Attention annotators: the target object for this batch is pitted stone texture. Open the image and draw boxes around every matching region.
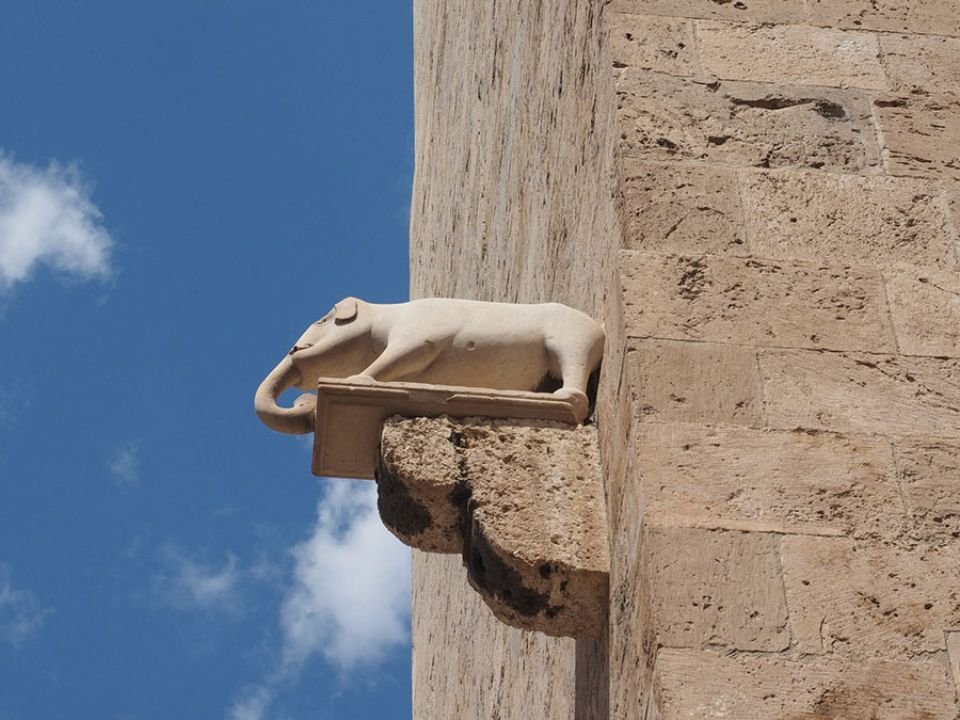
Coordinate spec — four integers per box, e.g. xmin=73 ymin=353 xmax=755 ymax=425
xmin=807 ymin=0 xmax=960 ymax=37
xmin=760 ymin=350 xmax=960 ymax=437
xmin=895 ymin=439 xmax=960 ymax=517
xmin=881 ymin=33 xmax=960 ymax=96
xmin=380 ymin=416 xmax=608 ymax=638
xmin=621 ymin=160 xmax=745 ymax=254
xmin=610 ymin=0 xmax=807 ymax=24
xmin=626 ymin=340 xmax=762 ymax=427
xmin=651 ymin=649 xmax=958 ymax=720
xmin=621 ymin=251 xmax=896 ymax=352
xmin=697 ymin=21 xmax=888 ymax=90
xmin=609 ymin=13 xmax=698 ymax=77
xmin=886 ymin=269 xmax=960 ymax=357
xmin=411 ymin=551 xmax=578 ymax=720
xmin=740 ymin=170 xmax=956 ymax=269
xmin=644 ymin=525 xmax=790 ymax=651
xmin=616 ymin=73 xmax=881 ymax=173
xmin=874 ymin=94 xmax=960 ymax=181
xmin=781 ymin=536 xmax=960 ymax=659
xmin=638 ymin=423 xmax=902 ymax=537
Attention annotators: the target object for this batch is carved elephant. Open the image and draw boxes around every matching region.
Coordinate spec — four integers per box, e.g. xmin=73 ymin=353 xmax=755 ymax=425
xmin=254 ymin=297 xmax=605 ymax=434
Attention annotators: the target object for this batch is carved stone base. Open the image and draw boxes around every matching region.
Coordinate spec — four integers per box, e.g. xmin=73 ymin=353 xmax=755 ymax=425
xmin=378 ymin=415 xmax=609 ymax=639
xmin=311 ymin=378 xmax=583 ymax=478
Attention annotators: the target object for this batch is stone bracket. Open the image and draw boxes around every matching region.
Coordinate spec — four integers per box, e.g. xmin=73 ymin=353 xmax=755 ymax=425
xmin=311 ymin=378 xmax=582 ymax=478
xmin=377 ymin=415 xmax=609 ymax=639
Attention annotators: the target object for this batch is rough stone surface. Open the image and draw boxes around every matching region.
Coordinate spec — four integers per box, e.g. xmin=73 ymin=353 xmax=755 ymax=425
xmin=609 ymin=13 xmax=698 ymax=77
xmin=625 ymin=340 xmax=762 ymax=427
xmin=644 ymin=525 xmax=791 ymax=651
xmin=621 ymin=251 xmax=896 ymax=352
xmin=895 ymin=439 xmax=960 ymax=516
xmin=881 ymin=33 xmax=960 ymax=96
xmin=781 ymin=536 xmax=960 ymax=658
xmin=697 ymin=21 xmax=888 ymax=90
xmin=616 ymin=72 xmax=881 ymax=172
xmin=621 ymin=160 xmax=745 ymax=254
xmin=874 ymin=94 xmax=960 ymax=180
xmin=760 ymin=350 xmax=960 ymax=436
xmin=637 ymin=423 xmax=902 ymax=537
xmin=609 ymin=0 xmax=807 ymax=25
xmin=381 ymin=416 xmax=609 ymax=639
xmin=886 ymin=268 xmax=960 ymax=357
xmin=740 ymin=169 xmax=956 ymax=268
xmin=652 ymin=650 xmax=958 ymax=720
xmin=807 ymin=0 xmax=960 ymax=37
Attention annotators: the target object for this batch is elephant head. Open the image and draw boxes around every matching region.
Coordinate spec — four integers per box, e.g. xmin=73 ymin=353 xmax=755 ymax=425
xmin=254 ymin=297 xmax=375 ymax=434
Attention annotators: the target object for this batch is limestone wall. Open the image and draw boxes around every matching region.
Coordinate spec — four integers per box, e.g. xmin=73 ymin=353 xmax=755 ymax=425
xmin=410 ymin=0 xmax=960 ymax=717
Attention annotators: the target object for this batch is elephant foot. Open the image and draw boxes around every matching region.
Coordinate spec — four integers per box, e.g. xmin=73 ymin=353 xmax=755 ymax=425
xmin=553 ymin=388 xmax=589 ymax=422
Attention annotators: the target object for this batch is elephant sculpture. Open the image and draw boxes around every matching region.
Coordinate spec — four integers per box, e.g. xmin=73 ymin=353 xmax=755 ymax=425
xmin=255 ymin=297 xmax=605 ymax=434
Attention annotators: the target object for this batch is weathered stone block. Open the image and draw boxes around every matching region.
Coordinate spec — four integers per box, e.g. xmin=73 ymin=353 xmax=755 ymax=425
xmin=621 ymin=160 xmax=745 ymax=254
xmin=886 ymin=269 xmax=960 ymax=357
xmin=616 ymin=73 xmax=881 ymax=172
xmin=644 ymin=525 xmax=790 ymax=651
xmin=807 ymin=0 xmax=960 ymax=37
xmin=609 ymin=13 xmax=697 ymax=77
xmin=874 ymin=94 xmax=960 ymax=180
xmin=609 ymin=0 xmax=806 ymax=25
xmin=637 ymin=422 xmax=902 ymax=537
xmin=895 ymin=439 xmax=960 ymax=516
xmin=625 ymin=339 xmax=762 ymax=427
xmin=740 ymin=169 xmax=955 ymax=268
xmin=652 ymin=649 xmax=958 ymax=719
xmin=697 ymin=21 xmax=888 ymax=90
xmin=621 ymin=251 xmax=896 ymax=351
xmin=781 ymin=536 xmax=960 ymax=658
xmin=760 ymin=350 xmax=960 ymax=436
xmin=379 ymin=416 xmax=608 ymax=638
xmin=881 ymin=33 xmax=960 ymax=96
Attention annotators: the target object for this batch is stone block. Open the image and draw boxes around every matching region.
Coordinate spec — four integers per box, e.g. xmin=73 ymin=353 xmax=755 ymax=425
xmin=379 ymin=416 xmax=608 ymax=638
xmin=609 ymin=0 xmax=806 ymax=24
xmin=620 ymin=160 xmax=745 ymax=254
xmin=874 ymin=94 xmax=960 ymax=181
xmin=609 ymin=13 xmax=698 ymax=77
xmin=697 ymin=21 xmax=888 ymax=90
xmin=895 ymin=439 xmax=960 ymax=516
xmin=886 ymin=269 xmax=960 ymax=357
xmin=644 ymin=525 xmax=790 ymax=651
xmin=807 ymin=0 xmax=960 ymax=37
xmin=637 ymin=422 xmax=902 ymax=537
xmin=616 ymin=73 xmax=881 ymax=173
xmin=881 ymin=33 xmax=960 ymax=96
xmin=740 ymin=169 xmax=955 ymax=269
xmin=620 ymin=251 xmax=896 ymax=352
xmin=625 ymin=339 xmax=762 ymax=427
xmin=760 ymin=350 xmax=960 ymax=436
xmin=652 ymin=649 xmax=958 ymax=719
xmin=781 ymin=536 xmax=960 ymax=658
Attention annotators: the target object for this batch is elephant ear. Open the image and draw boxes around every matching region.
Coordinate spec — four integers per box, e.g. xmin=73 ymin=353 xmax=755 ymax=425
xmin=334 ymin=297 xmax=358 ymax=323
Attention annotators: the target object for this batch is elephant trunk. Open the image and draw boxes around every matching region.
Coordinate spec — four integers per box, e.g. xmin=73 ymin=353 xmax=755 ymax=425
xmin=254 ymin=355 xmax=317 ymax=435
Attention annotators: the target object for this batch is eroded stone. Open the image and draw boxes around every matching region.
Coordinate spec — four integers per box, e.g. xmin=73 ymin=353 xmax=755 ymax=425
xmin=886 ymin=269 xmax=960 ymax=357
xmin=895 ymin=439 xmax=960 ymax=516
xmin=621 ymin=160 xmax=745 ymax=254
xmin=740 ymin=169 xmax=955 ymax=269
xmin=609 ymin=0 xmax=807 ymax=24
xmin=621 ymin=251 xmax=896 ymax=352
xmin=881 ymin=33 xmax=960 ymax=96
xmin=609 ymin=13 xmax=697 ymax=77
xmin=874 ymin=94 xmax=960 ymax=180
xmin=616 ymin=73 xmax=881 ymax=172
xmin=807 ymin=0 xmax=960 ymax=37
xmin=379 ymin=416 xmax=609 ymax=638
xmin=697 ymin=21 xmax=888 ymax=90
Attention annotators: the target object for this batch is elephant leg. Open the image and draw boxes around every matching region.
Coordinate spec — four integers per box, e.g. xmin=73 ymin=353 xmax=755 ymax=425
xmin=549 ymin=345 xmax=597 ymax=422
xmin=348 ymin=340 xmax=444 ymax=384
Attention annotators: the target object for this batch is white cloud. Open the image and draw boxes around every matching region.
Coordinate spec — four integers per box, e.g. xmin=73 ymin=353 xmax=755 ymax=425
xmin=153 ymin=548 xmax=242 ymax=614
xmin=0 ymin=564 xmax=50 ymax=648
xmin=228 ymin=480 xmax=411 ymax=720
xmin=0 ymin=152 xmax=113 ymax=292
xmin=108 ymin=442 xmax=141 ymax=487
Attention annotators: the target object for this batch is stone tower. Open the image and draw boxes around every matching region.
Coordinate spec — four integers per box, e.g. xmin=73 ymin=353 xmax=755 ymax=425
xmin=409 ymin=0 xmax=960 ymax=717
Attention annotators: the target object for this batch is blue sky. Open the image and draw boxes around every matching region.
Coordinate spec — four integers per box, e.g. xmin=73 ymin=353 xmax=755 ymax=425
xmin=0 ymin=3 xmax=414 ymax=718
